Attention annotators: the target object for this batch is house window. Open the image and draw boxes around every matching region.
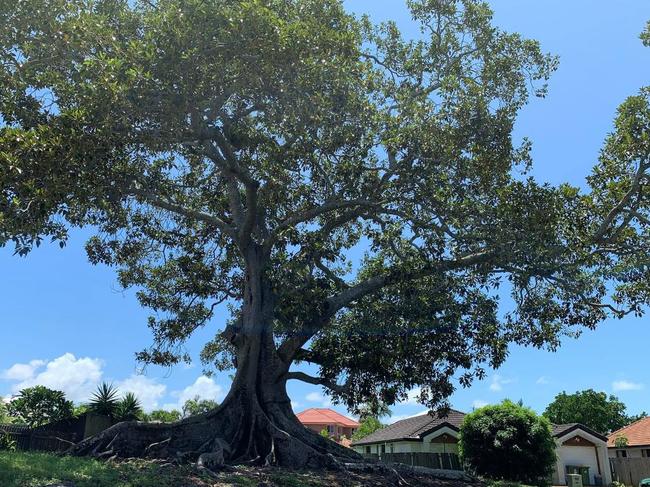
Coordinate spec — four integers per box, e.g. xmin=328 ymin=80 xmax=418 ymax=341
xmin=617 ymin=450 xmax=628 ymax=458
xmin=381 ymin=444 xmax=386 ymax=454
xmin=365 ymin=446 xmax=371 ymax=454
xmin=643 ymin=449 xmax=650 ymax=458
xmin=327 ymin=425 xmax=335 ymax=435
xmin=389 ymin=443 xmax=394 ymax=453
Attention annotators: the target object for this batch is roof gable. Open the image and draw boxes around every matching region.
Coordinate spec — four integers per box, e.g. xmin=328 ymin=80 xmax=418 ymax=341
xmin=553 ymin=423 xmax=608 ymax=443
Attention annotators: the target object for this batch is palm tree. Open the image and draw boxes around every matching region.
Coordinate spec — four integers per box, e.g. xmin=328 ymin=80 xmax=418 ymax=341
xmin=87 ymin=383 xmax=120 ymax=418
xmin=114 ymin=393 xmax=143 ymax=422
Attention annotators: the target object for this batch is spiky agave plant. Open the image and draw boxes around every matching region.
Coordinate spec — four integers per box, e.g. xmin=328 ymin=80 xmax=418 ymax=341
xmin=88 ymin=383 xmax=120 ymax=419
xmin=114 ymin=393 xmax=143 ymax=422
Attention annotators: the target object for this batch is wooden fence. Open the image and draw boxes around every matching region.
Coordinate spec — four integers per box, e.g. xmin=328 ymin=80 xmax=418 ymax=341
xmin=0 ymin=424 xmax=78 ymax=452
xmin=363 ymin=452 xmax=463 ymax=470
xmin=610 ymin=458 xmax=650 ymax=486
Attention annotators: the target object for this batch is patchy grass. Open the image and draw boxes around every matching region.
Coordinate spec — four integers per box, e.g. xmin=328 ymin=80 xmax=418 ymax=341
xmin=0 ymin=452 xmax=206 ymax=487
xmin=0 ymin=451 xmax=482 ymax=486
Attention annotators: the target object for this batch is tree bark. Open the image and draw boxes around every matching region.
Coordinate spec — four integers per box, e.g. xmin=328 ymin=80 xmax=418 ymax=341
xmin=70 ymin=342 xmax=360 ymax=467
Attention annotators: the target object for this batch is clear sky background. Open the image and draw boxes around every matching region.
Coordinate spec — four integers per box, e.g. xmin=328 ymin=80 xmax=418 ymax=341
xmin=2 ymin=1 xmax=650 ymax=423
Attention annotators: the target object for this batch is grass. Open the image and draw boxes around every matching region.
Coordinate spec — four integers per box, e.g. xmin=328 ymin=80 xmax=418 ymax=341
xmin=0 ymin=451 xmax=206 ymax=487
xmin=0 ymin=450 xmax=477 ymax=486
xmin=0 ymin=451 xmax=336 ymax=487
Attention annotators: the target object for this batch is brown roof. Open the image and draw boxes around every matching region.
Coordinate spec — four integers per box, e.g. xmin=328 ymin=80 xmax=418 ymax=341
xmin=608 ymin=417 xmax=650 ymax=447
xmin=296 ymin=408 xmax=360 ymax=428
xmin=351 ymin=410 xmax=466 ymax=446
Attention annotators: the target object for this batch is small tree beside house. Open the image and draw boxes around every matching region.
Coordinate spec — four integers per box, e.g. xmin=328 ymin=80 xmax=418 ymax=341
xmin=460 ymin=400 xmax=556 ymax=486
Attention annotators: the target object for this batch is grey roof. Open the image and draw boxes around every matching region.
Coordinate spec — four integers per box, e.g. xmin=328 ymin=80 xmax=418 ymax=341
xmin=351 ymin=409 xmax=466 ymax=446
xmin=552 ymin=423 xmax=607 ymax=442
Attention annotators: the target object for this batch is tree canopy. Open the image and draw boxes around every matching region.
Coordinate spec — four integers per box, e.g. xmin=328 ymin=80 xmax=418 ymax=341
xmin=6 ymin=386 xmax=74 ymax=428
xmin=543 ymin=389 xmax=646 ymax=434
xmin=460 ymin=400 xmax=556 ymax=485
xmin=2 ymin=0 xmax=650 ymax=466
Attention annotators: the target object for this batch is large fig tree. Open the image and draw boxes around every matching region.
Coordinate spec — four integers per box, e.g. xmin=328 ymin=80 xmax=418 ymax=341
xmin=1 ymin=0 xmax=649 ymax=468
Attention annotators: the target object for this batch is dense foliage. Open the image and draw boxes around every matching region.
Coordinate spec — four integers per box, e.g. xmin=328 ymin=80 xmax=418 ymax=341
xmin=459 ymin=400 xmax=556 ymax=485
xmin=1 ymin=0 xmax=649 ymax=420
xmin=144 ymin=409 xmax=181 ymax=423
xmin=6 ymin=386 xmax=74 ymax=428
xmin=182 ymin=397 xmax=219 ymax=418
xmin=351 ymin=417 xmax=383 ymax=441
xmin=0 ymin=398 xmax=10 ymax=424
xmin=544 ymin=389 xmax=646 ymax=434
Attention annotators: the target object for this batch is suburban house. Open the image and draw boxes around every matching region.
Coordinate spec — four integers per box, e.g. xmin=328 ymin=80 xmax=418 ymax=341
xmin=350 ymin=409 xmax=464 ymax=457
xmin=608 ymin=416 xmax=650 ymax=458
xmin=551 ymin=423 xmax=612 ymax=486
xmin=350 ymin=411 xmax=612 ymax=485
xmin=296 ymin=408 xmax=359 ymax=446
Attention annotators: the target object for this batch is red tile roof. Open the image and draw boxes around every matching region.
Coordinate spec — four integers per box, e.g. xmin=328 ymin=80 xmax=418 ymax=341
xmin=296 ymin=408 xmax=360 ymax=428
xmin=608 ymin=417 xmax=650 ymax=447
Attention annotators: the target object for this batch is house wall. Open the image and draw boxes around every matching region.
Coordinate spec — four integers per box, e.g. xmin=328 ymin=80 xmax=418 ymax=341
xmin=553 ymin=432 xmax=612 ymax=486
xmin=302 ymin=423 xmax=356 ymax=441
xmin=608 ymin=446 xmax=650 ymax=458
xmin=352 ymin=429 xmax=460 ymax=456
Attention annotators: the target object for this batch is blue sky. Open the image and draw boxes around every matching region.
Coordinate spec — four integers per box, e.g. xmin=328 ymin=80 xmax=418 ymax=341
xmin=2 ymin=1 xmax=650 ymax=423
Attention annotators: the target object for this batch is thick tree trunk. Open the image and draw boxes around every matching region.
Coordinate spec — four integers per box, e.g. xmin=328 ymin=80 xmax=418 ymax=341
xmin=70 ymin=346 xmax=360 ymax=468
xmin=72 ymin=246 xmax=362 ymax=467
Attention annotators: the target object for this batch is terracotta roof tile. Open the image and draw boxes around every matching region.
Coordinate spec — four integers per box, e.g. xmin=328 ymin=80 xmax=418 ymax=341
xmin=608 ymin=417 xmax=650 ymax=447
xmin=296 ymin=408 xmax=360 ymax=428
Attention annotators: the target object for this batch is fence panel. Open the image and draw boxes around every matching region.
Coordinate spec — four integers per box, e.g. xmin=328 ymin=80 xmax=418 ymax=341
xmin=365 ymin=452 xmax=462 ymax=471
xmin=1 ymin=424 xmax=79 ymax=452
xmin=610 ymin=458 xmax=650 ymax=486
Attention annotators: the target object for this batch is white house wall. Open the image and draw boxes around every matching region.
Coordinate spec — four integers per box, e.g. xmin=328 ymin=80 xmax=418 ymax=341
xmin=553 ymin=430 xmax=612 ymax=486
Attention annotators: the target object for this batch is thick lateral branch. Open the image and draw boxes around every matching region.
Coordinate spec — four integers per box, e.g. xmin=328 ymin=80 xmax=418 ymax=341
xmin=277 ymin=248 xmax=499 ymax=361
xmin=286 ymin=371 xmax=349 ymax=395
xmin=268 ymin=198 xmax=382 ymax=246
xmin=593 ymin=161 xmax=649 ymax=242
xmin=325 ymin=249 xmax=498 ymax=316
xmin=131 ymin=188 xmax=237 ymax=239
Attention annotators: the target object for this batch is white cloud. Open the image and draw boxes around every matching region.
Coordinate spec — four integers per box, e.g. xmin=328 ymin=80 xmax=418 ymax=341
xmin=398 ymin=387 xmax=422 ymax=405
xmin=1 ymin=360 xmax=45 ymax=381
xmin=536 ymin=376 xmax=550 ymax=385
xmin=305 ymin=391 xmax=332 ymax=407
xmin=613 ymin=380 xmax=645 ymax=392
xmin=164 ymin=376 xmax=225 ymax=412
xmin=489 ymin=374 xmax=513 ymax=392
xmin=291 ymin=401 xmax=302 ymax=411
xmin=472 ymin=399 xmax=489 ymax=409
xmin=117 ymin=375 xmax=167 ymax=412
xmin=2 ymin=353 xmax=103 ymax=403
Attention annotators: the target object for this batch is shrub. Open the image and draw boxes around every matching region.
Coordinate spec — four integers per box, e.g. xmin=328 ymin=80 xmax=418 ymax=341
xmin=181 ymin=396 xmax=218 ymax=418
xmin=6 ymin=386 xmax=74 ymax=428
xmin=0 ymin=433 xmax=16 ymax=452
xmin=459 ymin=400 xmax=556 ymax=486
xmin=144 ymin=409 xmax=181 ymax=423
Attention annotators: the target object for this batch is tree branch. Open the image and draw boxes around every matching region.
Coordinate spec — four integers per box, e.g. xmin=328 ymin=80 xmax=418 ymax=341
xmin=130 ymin=188 xmax=236 ymax=239
xmin=593 ymin=161 xmax=648 ymax=242
xmin=285 ymin=371 xmax=348 ymax=395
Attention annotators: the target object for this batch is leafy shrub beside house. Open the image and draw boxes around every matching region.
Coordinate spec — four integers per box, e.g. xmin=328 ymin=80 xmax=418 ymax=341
xmin=459 ymin=400 xmax=556 ymax=486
